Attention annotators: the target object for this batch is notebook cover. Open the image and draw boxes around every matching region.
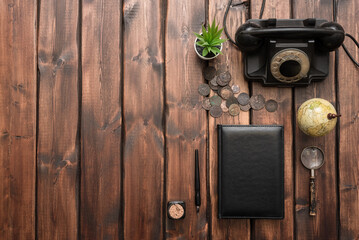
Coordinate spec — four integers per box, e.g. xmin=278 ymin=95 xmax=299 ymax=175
xmin=218 ymin=125 xmax=284 ymax=219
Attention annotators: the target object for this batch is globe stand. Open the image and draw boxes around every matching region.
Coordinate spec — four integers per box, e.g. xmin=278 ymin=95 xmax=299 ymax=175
xmin=327 ymin=113 xmax=341 ymax=120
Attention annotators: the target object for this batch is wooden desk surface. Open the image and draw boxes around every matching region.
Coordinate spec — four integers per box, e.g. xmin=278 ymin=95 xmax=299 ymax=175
xmin=0 ymin=0 xmax=358 ymax=239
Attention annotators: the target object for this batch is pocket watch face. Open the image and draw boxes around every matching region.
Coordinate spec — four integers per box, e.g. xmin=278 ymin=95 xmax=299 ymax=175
xmin=167 ymin=201 xmax=185 ymax=220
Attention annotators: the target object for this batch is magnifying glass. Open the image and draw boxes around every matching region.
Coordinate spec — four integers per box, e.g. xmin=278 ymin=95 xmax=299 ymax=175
xmin=300 ymin=146 xmax=325 ymax=216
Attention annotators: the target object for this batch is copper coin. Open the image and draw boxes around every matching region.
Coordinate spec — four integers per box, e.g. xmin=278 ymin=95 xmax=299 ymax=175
xmin=202 ymin=98 xmax=212 ymax=110
xmin=219 ymin=86 xmax=233 ymax=100
xmin=219 ymin=71 xmax=232 ymax=84
xmin=203 ymin=66 xmax=217 ymax=81
xmin=198 ymin=83 xmax=210 ymax=96
xmin=240 ymin=104 xmax=251 ymax=111
xmin=249 ymin=94 xmax=265 ymax=110
xmin=221 ymin=101 xmax=229 ymax=112
xmin=210 ymin=105 xmax=223 ymax=118
xmin=237 ymin=92 xmax=250 ymax=106
xmin=226 ymin=96 xmax=238 ymax=108
xmin=228 ymin=104 xmax=240 ymax=116
xmin=265 ymin=99 xmax=278 ymax=112
xmin=231 ymin=84 xmax=240 ymax=94
xmin=209 ymin=95 xmax=222 ymax=106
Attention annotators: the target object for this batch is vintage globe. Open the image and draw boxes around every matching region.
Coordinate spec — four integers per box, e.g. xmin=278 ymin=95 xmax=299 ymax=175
xmin=297 ymin=98 xmax=340 ymax=137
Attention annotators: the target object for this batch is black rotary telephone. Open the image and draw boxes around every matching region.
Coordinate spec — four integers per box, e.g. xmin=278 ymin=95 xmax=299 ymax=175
xmin=234 ymin=18 xmax=345 ymax=87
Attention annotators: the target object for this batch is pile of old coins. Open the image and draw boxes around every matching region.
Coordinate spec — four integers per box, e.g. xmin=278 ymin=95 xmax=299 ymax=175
xmin=198 ymin=66 xmax=278 ymax=118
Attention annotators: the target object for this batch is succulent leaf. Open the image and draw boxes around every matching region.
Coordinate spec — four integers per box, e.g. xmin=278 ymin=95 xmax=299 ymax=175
xmin=202 ymin=48 xmax=209 ymax=57
xmin=193 ymin=19 xmax=227 ymax=57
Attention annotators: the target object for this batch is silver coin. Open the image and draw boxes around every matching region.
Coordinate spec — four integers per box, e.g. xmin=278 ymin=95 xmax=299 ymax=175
xmin=231 ymin=84 xmax=240 ymax=94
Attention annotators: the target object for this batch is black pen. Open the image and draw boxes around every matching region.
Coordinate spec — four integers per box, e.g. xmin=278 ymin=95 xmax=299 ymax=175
xmin=195 ymin=149 xmax=201 ymax=212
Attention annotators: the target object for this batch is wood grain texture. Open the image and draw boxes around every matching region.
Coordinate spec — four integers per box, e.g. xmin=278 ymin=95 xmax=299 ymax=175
xmin=81 ymin=0 xmax=122 ymax=239
xmin=37 ymin=0 xmax=79 ymax=239
xmin=0 ymin=0 xmax=37 ymax=239
xmin=208 ymin=1 xmax=250 ymax=239
xmin=292 ymin=1 xmax=338 ymax=239
xmin=123 ymin=0 xmax=164 ymax=239
xmin=337 ymin=0 xmax=359 ymax=239
xmin=1 ymin=1 xmax=359 ymax=239
xmin=165 ymin=0 xmax=208 ymax=239
xmin=250 ymin=0 xmax=294 ymax=239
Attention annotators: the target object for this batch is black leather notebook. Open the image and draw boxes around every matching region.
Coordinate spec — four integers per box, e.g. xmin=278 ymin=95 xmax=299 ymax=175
xmin=218 ymin=125 xmax=284 ymax=219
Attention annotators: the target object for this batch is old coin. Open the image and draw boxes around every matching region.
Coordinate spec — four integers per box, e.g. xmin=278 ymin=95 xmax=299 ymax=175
xmin=210 ymin=77 xmax=218 ymax=86
xmin=209 ymin=95 xmax=222 ymax=106
xmin=210 ymin=105 xmax=223 ymax=118
xmin=240 ymin=104 xmax=251 ymax=111
xmin=218 ymin=71 xmax=232 ymax=84
xmin=226 ymin=96 xmax=239 ymax=108
xmin=216 ymin=69 xmax=225 ymax=75
xmin=219 ymin=86 xmax=233 ymax=100
xmin=216 ymin=77 xmax=228 ymax=87
xmin=209 ymin=78 xmax=219 ymax=91
xmin=231 ymin=84 xmax=240 ymax=94
xmin=198 ymin=83 xmax=210 ymax=96
xmin=202 ymin=98 xmax=212 ymax=110
xmin=265 ymin=99 xmax=278 ymax=112
xmin=203 ymin=66 xmax=217 ymax=81
xmin=249 ymin=94 xmax=265 ymax=110
xmin=228 ymin=104 xmax=240 ymax=116
xmin=237 ymin=92 xmax=250 ymax=106
xmin=221 ymin=101 xmax=229 ymax=112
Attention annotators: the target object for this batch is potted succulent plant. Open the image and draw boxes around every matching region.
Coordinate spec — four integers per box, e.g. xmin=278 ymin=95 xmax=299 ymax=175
xmin=194 ymin=19 xmax=227 ymax=60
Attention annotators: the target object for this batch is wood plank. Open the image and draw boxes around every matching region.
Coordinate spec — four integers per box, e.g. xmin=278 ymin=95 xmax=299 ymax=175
xmin=123 ymin=0 xmax=164 ymax=239
xmin=0 ymin=0 xmax=36 ymax=239
xmin=81 ymin=0 xmax=122 ymax=238
xmin=164 ymin=0 xmax=208 ymax=239
xmin=37 ymin=0 xmax=79 ymax=239
xmin=337 ymin=0 xmax=359 ymax=239
xmin=250 ymin=0 xmax=294 ymax=239
xmin=208 ymin=1 xmax=250 ymax=239
xmin=292 ymin=1 xmax=338 ymax=239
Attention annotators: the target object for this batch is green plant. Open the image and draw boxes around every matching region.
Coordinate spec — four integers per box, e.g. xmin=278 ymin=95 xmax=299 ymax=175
xmin=194 ymin=19 xmax=227 ymax=57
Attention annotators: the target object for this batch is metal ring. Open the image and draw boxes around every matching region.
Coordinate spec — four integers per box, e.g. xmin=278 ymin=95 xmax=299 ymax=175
xmin=270 ymin=48 xmax=310 ymax=83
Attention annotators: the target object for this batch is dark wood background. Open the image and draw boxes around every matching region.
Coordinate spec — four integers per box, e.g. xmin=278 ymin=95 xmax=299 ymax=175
xmin=0 ymin=0 xmax=358 ymax=239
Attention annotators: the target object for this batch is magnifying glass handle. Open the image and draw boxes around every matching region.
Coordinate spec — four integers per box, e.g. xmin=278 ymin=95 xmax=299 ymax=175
xmin=309 ymin=176 xmax=316 ymax=216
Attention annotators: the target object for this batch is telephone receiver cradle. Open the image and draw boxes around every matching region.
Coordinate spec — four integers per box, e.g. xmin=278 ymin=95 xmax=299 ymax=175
xmin=234 ymin=18 xmax=345 ymax=87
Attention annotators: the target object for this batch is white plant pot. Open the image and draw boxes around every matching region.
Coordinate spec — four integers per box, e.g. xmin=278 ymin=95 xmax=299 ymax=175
xmin=194 ymin=37 xmax=223 ymax=60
